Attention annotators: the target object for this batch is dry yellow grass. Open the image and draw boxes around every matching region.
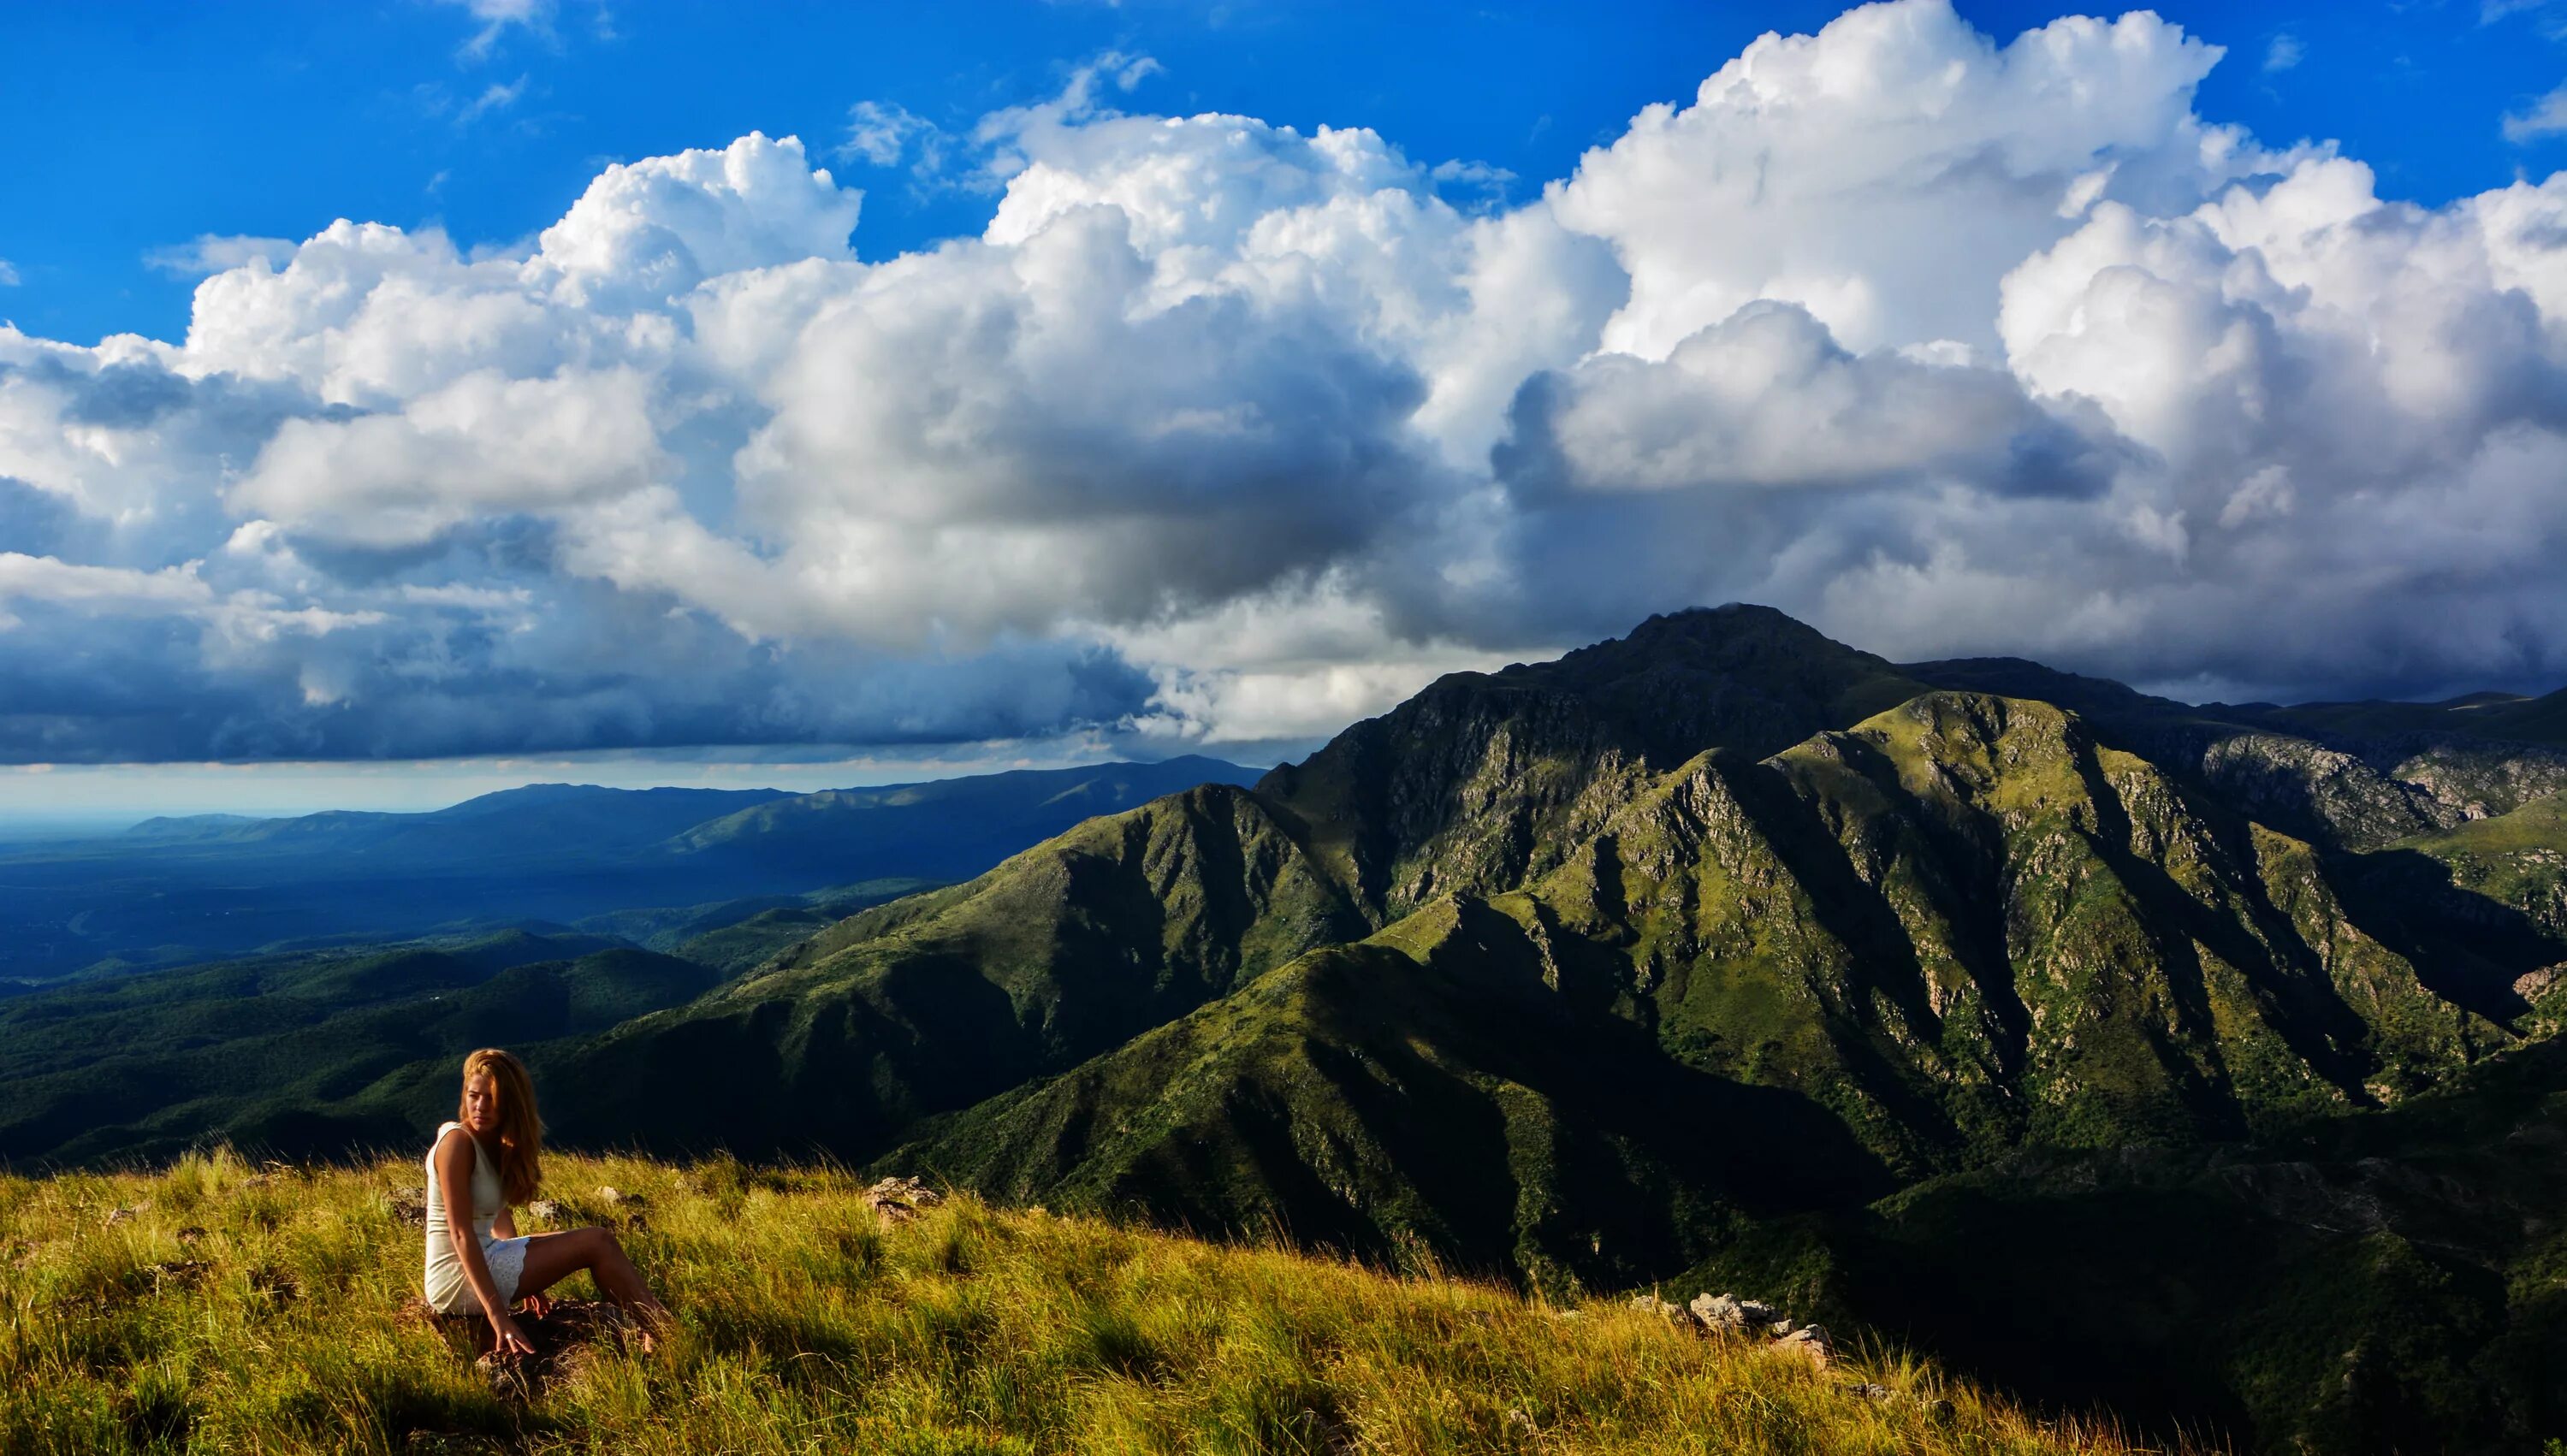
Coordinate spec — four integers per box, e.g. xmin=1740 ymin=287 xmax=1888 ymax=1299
xmin=0 ymin=1147 xmax=2208 ymax=1455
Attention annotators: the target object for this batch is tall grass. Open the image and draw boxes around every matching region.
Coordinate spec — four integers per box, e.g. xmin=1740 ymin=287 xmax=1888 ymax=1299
xmin=1 ymin=1147 xmax=2206 ymax=1454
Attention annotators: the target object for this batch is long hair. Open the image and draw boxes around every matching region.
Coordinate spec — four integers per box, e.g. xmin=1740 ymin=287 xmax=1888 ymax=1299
xmin=458 ymin=1047 xmax=544 ymax=1206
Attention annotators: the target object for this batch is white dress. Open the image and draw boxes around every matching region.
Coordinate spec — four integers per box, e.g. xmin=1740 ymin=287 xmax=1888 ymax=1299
xmin=422 ymin=1120 xmax=531 ymax=1315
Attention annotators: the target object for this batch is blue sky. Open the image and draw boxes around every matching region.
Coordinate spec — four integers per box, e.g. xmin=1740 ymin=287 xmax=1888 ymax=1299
xmin=6 ymin=0 xmax=2567 ymax=820
xmin=7 ymin=1 xmax=2561 ymax=348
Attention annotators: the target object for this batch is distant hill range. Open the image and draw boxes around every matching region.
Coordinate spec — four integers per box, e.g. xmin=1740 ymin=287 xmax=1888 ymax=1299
xmin=5 ymin=607 xmax=2564 ymax=1453
xmin=0 ymin=756 xmax=1258 ymax=983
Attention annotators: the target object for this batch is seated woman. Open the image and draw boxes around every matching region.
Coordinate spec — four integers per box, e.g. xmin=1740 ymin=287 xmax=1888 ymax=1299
xmin=423 ymin=1046 xmax=670 ymax=1358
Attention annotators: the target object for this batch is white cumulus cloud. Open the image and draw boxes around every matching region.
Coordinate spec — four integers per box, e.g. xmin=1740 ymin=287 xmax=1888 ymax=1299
xmin=3 ymin=0 xmax=2567 ymax=764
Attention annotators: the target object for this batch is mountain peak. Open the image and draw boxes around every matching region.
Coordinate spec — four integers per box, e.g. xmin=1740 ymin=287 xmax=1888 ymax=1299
xmin=1258 ymin=605 xmax=1924 ymax=918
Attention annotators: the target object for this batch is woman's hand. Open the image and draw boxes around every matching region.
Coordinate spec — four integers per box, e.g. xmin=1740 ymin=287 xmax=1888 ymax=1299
xmin=489 ymin=1310 xmax=537 ymax=1360
xmin=516 ymin=1292 xmax=554 ymax=1320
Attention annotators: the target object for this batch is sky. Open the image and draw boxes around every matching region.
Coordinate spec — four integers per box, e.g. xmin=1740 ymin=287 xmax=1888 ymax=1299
xmin=5 ymin=0 xmax=2567 ymax=820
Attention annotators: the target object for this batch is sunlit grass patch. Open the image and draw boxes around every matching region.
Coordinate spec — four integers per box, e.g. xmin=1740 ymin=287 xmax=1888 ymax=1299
xmin=0 ymin=1149 xmax=2207 ymax=1454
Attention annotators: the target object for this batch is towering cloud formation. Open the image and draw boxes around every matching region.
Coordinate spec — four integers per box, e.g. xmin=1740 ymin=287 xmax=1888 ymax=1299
xmin=3 ymin=0 xmax=2564 ymax=762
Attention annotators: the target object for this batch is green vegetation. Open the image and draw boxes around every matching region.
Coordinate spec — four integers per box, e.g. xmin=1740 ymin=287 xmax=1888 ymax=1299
xmin=0 ymin=934 xmax=713 ymax=1166
xmin=537 ymin=784 xmax=1372 ymax=1159
xmin=10 ymin=607 xmax=2567 ymax=1453
xmin=579 ymin=879 xmax=940 ymax=977
xmin=0 ymin=1147 xmax=2199 ymax=1455
xmin=889 ymin=930 xmax=1888 ymax=1301
xmin=1259 ymin=604 xmax=1926 ymax=920
xmin=1675 ymin=1031 xmax=2567 ymax=1456
xmin=2244 ymin=686 xmax=2567 ymax=752
xmin=2390 ymin=794 xmax=2567 ymax=947
xmin=0 ymin=759 xmax=1254 ymax=985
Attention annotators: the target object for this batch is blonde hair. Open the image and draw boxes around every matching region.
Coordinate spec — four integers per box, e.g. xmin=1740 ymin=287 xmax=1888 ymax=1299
xmin=457 ymin=1048 xmax=544 ymax=1206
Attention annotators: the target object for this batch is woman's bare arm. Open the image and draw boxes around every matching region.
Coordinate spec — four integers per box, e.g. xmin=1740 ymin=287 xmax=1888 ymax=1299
xmin=434 ymin=1129 xmax=531 ymax=1355
xmin=492 ymin=1206 xmax=517 ymax=1240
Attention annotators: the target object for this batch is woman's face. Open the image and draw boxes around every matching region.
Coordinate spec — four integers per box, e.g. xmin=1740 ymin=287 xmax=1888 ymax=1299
xmin=463 ymin=1073 xmax=500 ymax=1136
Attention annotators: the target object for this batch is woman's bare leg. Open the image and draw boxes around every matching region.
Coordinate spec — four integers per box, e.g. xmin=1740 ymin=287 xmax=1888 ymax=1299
xmin=516 ymin=1227 xmax=670 ymax=1323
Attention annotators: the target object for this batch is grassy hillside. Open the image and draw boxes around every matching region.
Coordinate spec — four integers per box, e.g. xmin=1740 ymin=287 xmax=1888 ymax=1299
xmin=0 ymin=1147 xmax=2197 ymax=1455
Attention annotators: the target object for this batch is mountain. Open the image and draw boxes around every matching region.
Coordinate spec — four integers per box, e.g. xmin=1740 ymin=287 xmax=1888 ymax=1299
xmin=1907 ymin=657 xmax=2567 ymax=852
xmin=0 ymin=757 xmax=1258 ymax=983
xmin=120 ymin=784 xmax=790 ymax=862
xmin=886 ymin=690 xmax=2531 ymax=1278
xmin=11 ymin=606 xmax=2565 ymax=1452
xmin=534 ymin=608 xmax=1924 ymax=1158
xmin=2238 ymin=685 xmax=2567 ymax=752
xmin=570 ymin=613 xmax=2558 ymax=1192
xmin=1678 ymin=1017 xmax=2567 ymax=1454
xmin=0 ymin=930 xmax=708 ymax=1166
xmin=517 ymin=605 xmax=2566 ymax=1453
xmin=1257 ymin=604 xmax=1924 ymax=918
xmin=537 ymin=782 xmax=1372 ymax=1157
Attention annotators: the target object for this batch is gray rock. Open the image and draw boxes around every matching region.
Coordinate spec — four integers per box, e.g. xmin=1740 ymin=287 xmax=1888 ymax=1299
xmin=1776 ymin=1324 xmax=1832 ymax=1368
xmin=1688 ymin=1293 xmax=1747 ymax=1329
xmin=1628 ymin=1293 xmax=1686 ymax=1319
xmin=862 ymin=1175 xmax=944 ymax=1223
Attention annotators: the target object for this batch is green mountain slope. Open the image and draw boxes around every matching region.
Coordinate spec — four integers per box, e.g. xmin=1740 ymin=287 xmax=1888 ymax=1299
xmin=0 ymin=1151 xmax=2194 ymax=1456
xmin=0 ymin=932 xmax=716 ymax=1165
xmin=886 ymin=908 xmax=1896 ymax=1296
xmin=1909 ymin=657 xmax=2567 ymax=852
xmin=877 ymin=682 xmax=2567 ymax=1453
xmin=889 ymin=691 xmax=2534 ymax=1272
xmin=537 ymin=783 xmax=1371 ymax=1158
xmin=0 ymin=758 xmax=1255 ymax=985
xmin=2241 ymin=684 xmax=2567 ymax=751
xmin=1673 ymin=1024 xmax=2567 ymax=1455
xmin=1259 ymin=604 xmax=1923 ymax=920
xmin=524 ymin=608 xmax=1929 ymax=1164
